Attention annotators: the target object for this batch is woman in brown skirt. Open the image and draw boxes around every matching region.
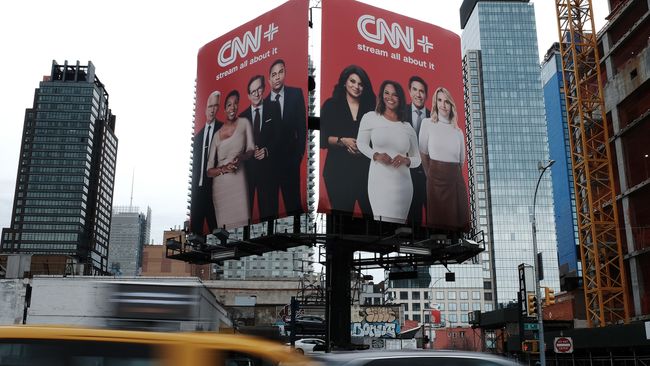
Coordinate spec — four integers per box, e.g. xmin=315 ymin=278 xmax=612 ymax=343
xmin=418 ymin=87 xmax=469 ymax=230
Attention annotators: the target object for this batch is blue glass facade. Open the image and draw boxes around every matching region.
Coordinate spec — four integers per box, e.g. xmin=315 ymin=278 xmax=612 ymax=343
xmin=461 ymin=1 xmax=560 ymax=304
xmin=541 ymin=45 xmax=580 ymax=280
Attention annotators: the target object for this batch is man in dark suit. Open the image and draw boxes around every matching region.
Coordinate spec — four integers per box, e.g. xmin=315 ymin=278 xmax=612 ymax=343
xmin=190 ymin=90 xmax=223 ymax=235
xmin=266 ymin=59 xmax=306 ymax=215
xmin=406 ymin=76 xmax=430 ymax=227
xmin=240 ymin=75 xmax=281 ymax=220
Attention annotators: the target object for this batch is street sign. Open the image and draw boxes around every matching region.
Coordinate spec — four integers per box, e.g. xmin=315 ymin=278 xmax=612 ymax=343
xmin=554 ymin=337 xmax=573 ymax=353
xmin=524 ymin=323 xmax=539 ymax=330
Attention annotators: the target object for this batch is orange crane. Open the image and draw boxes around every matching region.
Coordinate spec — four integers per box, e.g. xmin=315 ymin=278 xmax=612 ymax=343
xmin=554 ymin=0 xmax=630 ymax=326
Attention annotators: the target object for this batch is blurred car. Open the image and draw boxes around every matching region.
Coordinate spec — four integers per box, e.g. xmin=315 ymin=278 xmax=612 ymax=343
xmin=314 ymin=350 xmax=522 ymax=366
xmin=0 ymin=325 xmax=317 ymax=366
xmin=287 ymin=338 xmax=327 ymax=354
xmin=285 ymin=315 xmax=325 ymax=335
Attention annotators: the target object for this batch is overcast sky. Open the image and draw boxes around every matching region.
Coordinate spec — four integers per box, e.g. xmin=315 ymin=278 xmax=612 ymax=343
xmin=0 ymin=0 xmax=609 ymax=247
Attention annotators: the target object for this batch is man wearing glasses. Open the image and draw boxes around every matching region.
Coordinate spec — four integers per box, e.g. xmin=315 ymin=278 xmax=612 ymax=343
xmin=240 ymin=74 xmax=281 ymax=220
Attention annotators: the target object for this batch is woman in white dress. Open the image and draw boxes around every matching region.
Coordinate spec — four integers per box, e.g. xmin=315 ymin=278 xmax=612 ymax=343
xmin=419 ymin=86 xmax=469 ymax=230
xmin=206 ymin=90 xmax=255 ymax=229
xmin=357 ymin=80 xmax=421 ymax=223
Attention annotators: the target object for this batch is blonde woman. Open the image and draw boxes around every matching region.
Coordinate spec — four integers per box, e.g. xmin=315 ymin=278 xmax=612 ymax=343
xmin=418 ymin=87 xmax=469 ymax=230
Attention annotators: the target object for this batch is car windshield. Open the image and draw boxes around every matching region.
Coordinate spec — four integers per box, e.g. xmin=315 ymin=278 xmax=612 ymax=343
xmin=0 ymin=340 xmax=157 ymax=366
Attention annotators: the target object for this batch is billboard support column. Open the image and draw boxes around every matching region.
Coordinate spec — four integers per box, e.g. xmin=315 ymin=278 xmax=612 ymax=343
xmin=326 ymin=239 xmax=353 ymax=349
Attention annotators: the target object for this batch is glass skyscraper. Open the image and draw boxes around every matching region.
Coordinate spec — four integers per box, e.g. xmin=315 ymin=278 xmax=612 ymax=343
xmin=541 ymin=43 xmax=581 ymax=289
xmin=1 ymin=60 xmax=117 ymax=275
xmin=460 ymin=0 xmax=560 ymax=304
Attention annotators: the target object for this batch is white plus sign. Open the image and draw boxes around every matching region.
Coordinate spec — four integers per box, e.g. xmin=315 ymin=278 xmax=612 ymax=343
xmin=264 ymin=23 xmax=279 ymax=42
xmin=418 ymin=35 xmax=434 ymax=54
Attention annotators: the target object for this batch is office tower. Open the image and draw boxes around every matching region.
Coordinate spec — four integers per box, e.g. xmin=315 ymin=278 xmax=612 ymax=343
xmin=460 ymin=0 xmax=560 ymax=305
xmin=541 ymin=43 xmax=581 ymax=290
xmin=597 ymin=0 xmax=650 ymax=317
xmin=108 ymin=206 xmax=151 ymax=276
xmin=1 ymin=60 xmax=117 ymax=275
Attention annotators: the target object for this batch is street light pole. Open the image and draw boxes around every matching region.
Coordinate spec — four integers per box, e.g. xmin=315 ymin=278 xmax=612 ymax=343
xmin=422 ymin=277 xmax=445 ymax=349
xmin=532 ymin=159 xmax=554 ymax=366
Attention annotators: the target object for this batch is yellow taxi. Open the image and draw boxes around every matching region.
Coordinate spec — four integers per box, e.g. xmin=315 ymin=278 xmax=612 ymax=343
xmin=0 ymin=325 xmax=317 ymax=366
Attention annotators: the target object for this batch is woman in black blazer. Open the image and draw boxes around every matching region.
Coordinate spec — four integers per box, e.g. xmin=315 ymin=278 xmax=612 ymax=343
xmin=321 ymin=65 xmax=376 ymax=216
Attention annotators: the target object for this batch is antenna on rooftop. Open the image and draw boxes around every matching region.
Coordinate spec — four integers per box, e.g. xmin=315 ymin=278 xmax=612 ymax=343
xmin=129 ymin=168 xmax=135 ymax=209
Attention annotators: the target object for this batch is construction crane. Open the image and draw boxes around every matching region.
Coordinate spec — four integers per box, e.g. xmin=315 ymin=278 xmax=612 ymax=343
xmin=554 ymin=0 xmax=630 ymax=327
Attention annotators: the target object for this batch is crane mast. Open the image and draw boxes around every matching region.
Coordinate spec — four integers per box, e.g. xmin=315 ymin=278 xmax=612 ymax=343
xmin=554 ymin=0 xmax=630 ymax=327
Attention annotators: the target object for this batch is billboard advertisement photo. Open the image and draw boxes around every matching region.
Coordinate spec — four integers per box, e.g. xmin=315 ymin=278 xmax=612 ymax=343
xmin=319 ymin=1 xmax=469 ymax=231
xmin=190 ymin=0 xmax=309 ymax=235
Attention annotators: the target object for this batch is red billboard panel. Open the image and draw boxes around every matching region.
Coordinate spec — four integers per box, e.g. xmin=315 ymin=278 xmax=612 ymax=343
xmin=319 ymin=1 xmax=469 ymax=231
xmin=431 ymin=309 xmax=442 ymax=324
xmin=190 ymin=0 xmax=308 ymax=234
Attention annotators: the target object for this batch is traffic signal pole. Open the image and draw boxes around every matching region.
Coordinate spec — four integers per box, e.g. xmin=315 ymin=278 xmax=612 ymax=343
xmin=532 ymin=217 xmax=546 ymax=365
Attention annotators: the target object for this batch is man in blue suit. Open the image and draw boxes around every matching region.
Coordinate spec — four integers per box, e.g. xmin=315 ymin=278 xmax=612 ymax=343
xmin=266 ymin=59 xmax=306 ymax=215
xmin=405 ymin=76 xmax=430 ymax=227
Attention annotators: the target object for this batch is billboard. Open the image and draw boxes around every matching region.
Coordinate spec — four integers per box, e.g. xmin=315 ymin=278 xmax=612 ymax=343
xmin=190 ymin=0 xmax=309 ymax=234
xmin=319 ymin=1 xmax=469 ymax=231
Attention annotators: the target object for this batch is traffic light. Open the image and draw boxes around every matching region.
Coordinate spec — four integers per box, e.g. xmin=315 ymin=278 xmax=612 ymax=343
xmin=545 ymin=287 xmax=556 ymax=305
xmin=527 ymin=293 xmax=538 ymax=316
xmin=521 ymin=340 xmax=539 ymax=353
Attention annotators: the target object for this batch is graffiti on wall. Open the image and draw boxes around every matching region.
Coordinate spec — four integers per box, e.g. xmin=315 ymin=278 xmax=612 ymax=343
xmin=277 ymin=304 xmax=304 ymax=322
xmin=351 ymin=306 xmax=401 ymax=338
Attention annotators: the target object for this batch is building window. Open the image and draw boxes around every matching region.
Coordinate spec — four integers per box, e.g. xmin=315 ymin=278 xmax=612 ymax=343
xmin=412 ymin=291 xmax=420 ymax=300
xmin=413 ymin=303 xmax=421 ymax=312
xmin=472 ymin=291 xmax=481 ymax=300
xmin=400 ymin=291 xmax=408 ymax=300
xmin=460 ymin=291 xmax=468 ymax=300
xmin=436 ymin=291 xmax=444 ymax=300
xmin=448 ymin=291 xmax=457 ymax=300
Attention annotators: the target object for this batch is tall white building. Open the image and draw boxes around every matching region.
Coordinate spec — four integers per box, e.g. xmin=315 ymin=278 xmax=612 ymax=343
xmin=108 ymin=206 xmax=151 ymax=276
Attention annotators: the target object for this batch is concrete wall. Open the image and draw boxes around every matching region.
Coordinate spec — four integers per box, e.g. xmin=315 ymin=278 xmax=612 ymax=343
xmin=204 ymin=279 xmax=302 ymax=306
xmin=28 ymin=277 xmax=113 ymax=327
xmin=0 ymin=280 xmax=26 ymax=325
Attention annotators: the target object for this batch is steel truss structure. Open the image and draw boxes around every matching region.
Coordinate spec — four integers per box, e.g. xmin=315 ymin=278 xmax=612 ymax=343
xmin=555 ymin=0 xmax=630 ymax=326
